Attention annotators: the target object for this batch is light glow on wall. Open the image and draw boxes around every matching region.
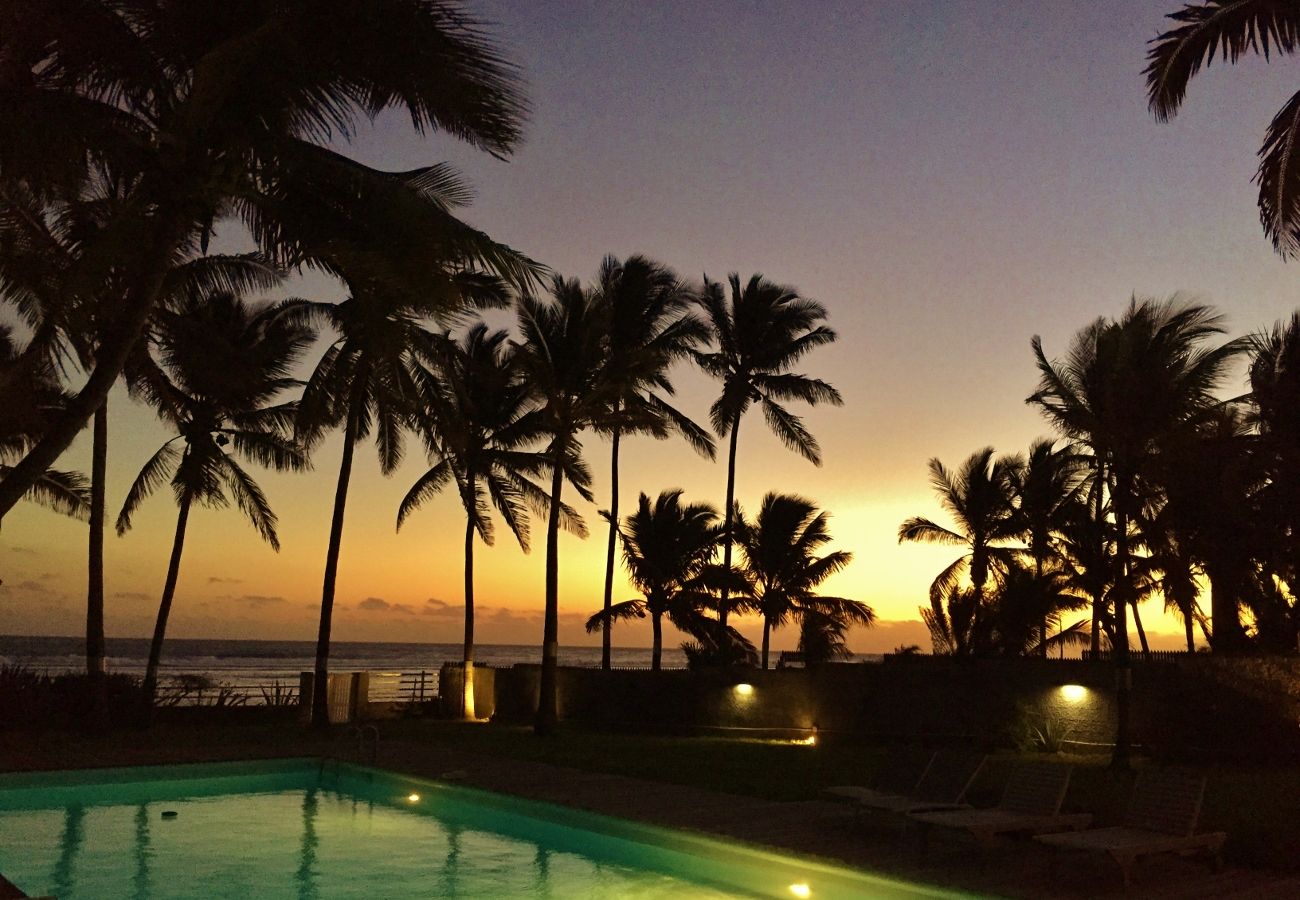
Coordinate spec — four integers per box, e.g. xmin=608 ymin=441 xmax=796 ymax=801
xmin=1059 ymin=684 xmax=1088 ymax=703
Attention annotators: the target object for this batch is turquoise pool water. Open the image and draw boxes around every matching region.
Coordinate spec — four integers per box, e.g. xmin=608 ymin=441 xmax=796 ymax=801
xmin=0 ymin=759 xmax=965 ymax=899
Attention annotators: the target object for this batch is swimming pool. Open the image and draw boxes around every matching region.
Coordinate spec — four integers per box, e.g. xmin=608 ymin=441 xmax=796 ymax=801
xmin=0 ymin=758 xmax=967 ymax=898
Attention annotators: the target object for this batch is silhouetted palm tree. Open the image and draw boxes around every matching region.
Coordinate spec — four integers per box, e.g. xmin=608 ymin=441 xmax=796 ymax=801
xmin=0 ymin=0 xmax=530 ymax=518
xmin=117 ymin=294 xmax=312 ymax=706
xmin=1248 ymin=313 xmax=1300 ymax=604
xmin=1004 ymin=439 xmax=1087 ymax=655
xmin=1054 ymin=488 xmax=1117 ymax=654
xmin=1146 ymin=2 xmax=1300 ymax=255
xmin=694 ymin=274 xmax=842 ymax=629
xmin=736 ymin=493 xmax=872 ymax=669
xmin=397 ymin=324 xmax=553 ymax=718
xmin=585 ymin=490 xmax=725 ymax=670
xmin=1030 ymin=296 xmax=1243 ymax=766
xmin=295 ymin=296 xmax=435 ymax=729
xmin=0 ymin=183 xmax=281 ymax=681
xmin=899 ymin=448 xmax=1020 ymax=655
xmin=515 ymin=278 xmax=618 ymax=734
xmin=593 ymin=256 xmax=714 ymax=670
xmin=1152 ymin=405 xmax=1258 ymax=651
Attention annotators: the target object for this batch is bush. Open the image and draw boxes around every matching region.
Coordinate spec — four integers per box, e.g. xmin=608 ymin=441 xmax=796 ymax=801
xmin=0 ymin=664 xmax=145 ymax=730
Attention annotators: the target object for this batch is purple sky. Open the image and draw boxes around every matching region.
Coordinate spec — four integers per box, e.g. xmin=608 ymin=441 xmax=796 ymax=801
xmin=5 ymin=2 xmax=1300 ymax=650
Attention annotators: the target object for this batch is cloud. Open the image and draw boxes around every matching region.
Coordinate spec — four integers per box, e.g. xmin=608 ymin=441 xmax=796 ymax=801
xmin=421 ymin=597 xmax=459 ymax=618
xmin=11 ymin=580 xmax=53 ymax=595
xmin=8 ymin=546 xmax=38 ymax=556
xmin=233 ymin=594 xmax=286 ymax=607
xmin=356 ymin=596 xmax=416 ymax=615
xmin=112 ymin=590 xmax=151 ymax=602
xmin=208 ymin=576 xmax=244 ymax=585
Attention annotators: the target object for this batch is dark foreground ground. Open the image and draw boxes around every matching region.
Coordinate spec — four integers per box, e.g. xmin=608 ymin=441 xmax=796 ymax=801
xmin=2 ymin=719 xmax=1299 ymax=899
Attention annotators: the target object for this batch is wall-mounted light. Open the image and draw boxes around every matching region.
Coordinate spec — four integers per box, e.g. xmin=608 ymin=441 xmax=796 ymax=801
xmin=733 ymin=683 xmax=754 ymax=697
xmin=1059 ymin=684 xmax=1088 ymax=703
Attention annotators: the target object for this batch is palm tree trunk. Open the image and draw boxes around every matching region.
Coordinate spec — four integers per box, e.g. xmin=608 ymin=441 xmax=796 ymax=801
xmin=535 ymin=446 xmax=565 ymax=735
xmin=86 ymin=401 xmax=107 ymax=677
xmin=1090 ymin=462 xmax=1105 ymax=659
xmin=0 ymin=213 xmax=188 ymax=520
xmin=1131 ymin=599 xmax=1150 ymax=658
xmin=1035 ymin=550 xmax=1048 ymax=659
xmin=600 ymin=428 xmax=620 ymax=671
xmin=1184 ymin=606 xmax=1195 ymax=653
xmin=143 ymin=493 xmax=192 ymax=708
xmin=651 ymin=611 xmax=662 ymax=672
xmin=461 ymin=490 xmax=476 ymax=721
xmin=761 ymin=616 xmax=771 ymax=670
xmin=86 ymin=400 xmax=109 ymax=729
xmin=1110 ymin=474 xmax=1132 ymax=771
xmin=1207 ymin=563 xmax=1245 ymax=654
xmin=311 ymin=405 xmax=359 ymax=729
xmin=719 ymin=412 xmax=741 ymax=630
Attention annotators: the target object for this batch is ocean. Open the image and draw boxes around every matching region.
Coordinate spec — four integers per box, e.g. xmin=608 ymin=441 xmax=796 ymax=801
xmin=0 ymin=635 xmax=685 ymax=701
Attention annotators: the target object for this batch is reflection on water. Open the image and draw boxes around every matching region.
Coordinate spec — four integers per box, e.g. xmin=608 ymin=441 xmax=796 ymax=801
xmin=534 ymin=845 xmax=553 ymax=899
xmin=1 ymin=785 xmax=757 ymax=899
xmin=295 ymin=789 xmax=318 ymax=900
xmin=133 ymin=804 xmax=152 ymax=900
xmin=51 ymin=805 xmax=85 ymax=898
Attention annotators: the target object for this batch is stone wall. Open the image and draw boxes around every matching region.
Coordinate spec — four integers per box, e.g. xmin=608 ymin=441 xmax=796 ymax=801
xmin=490 ymin=657 xmax=1300 ymax=758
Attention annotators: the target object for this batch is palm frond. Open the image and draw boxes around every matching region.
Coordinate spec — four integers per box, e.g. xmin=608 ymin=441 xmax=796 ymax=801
xmin=115 ymin=440 xmax=182 ymax=534
xmin=1146 ymin=1 xmax=1300 ymax=121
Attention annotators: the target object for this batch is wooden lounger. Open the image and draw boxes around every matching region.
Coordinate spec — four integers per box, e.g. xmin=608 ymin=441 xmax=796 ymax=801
xmin=1034 ymin=769 xmax=1226 ymax=888
xmin=825 ymin=746 xmax=935 ymax=805
xmin=909 ymin=760 xmax=1091 ymax=843
xmin=828 ymin=749 xmax=986 ymax=814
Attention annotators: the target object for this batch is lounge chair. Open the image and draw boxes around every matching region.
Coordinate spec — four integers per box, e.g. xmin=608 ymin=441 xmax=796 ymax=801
xmin=1034 ymin=769 xmax=1226 ymax=888
xmin=827 ymin=749 xmax=985 ymax=814
xmin=909 ymin=760 xmax=1092 ymax=843
xmin=825 ymin=745 xmax=934 ymax=803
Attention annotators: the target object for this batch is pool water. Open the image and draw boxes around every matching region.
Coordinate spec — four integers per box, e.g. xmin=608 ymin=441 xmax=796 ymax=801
xmin=0 ymin=759 xmax=964 ymax=899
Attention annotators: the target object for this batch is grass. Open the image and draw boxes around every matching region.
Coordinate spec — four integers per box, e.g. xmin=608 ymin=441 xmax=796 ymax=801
xmin=406 ymin=720 xmax=1300 ymax=870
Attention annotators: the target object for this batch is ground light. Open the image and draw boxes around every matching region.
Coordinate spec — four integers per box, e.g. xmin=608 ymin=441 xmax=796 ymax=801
xmin=407 ymin=793 xmax=421 ymax=803
xmin=733 ymin=683 xmax=754 ymax=697
xmin=789 ymin=882 xmax=812 ymax=898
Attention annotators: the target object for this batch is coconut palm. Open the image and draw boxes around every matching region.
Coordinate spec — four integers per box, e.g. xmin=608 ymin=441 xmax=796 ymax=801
xmin=693 ymin=274 xmax=842 ymax=629
xmin=1151 ymin=405 xmax=1259 ymax=651
xmin=735 ymin=493 xmax=873 ymax=670
xmin=585 ymin=490 xmax=726 ymax=671
xmin=1146 ymin=2 xmax=1300 ymax=256
xmin=396 ymin=323 xmax=554 ymax=718
xmin=1247 ymin=313 xmax=1300 ymax=595
xmin=515 ymin=277 xmax=627 ymax=734
xmin=593 ymin=255 xmax=715 ymax=671
xmin=1004 ymin=439 xmax=1087 ymax=655
xmin=899 ymin=448 xmax=1021 ymax=655
xmin=295 ymin=296 xmax=439 ymax=728
xmin=1 ymin=182 xmax=280 ymax=681
xmin=1029 ymin=296 xmax=1244 ymax=766
xmin=0 ymin=0 xmax=531 ymax=517
xmin=1054 ymin=488 xmax=1118 ymax=654
xmin=117 ymin=293 xmax=313 ymax=706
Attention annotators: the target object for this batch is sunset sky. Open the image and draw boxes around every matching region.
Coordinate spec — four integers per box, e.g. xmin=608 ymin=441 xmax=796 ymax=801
xmin=4 ymin=1 xmax=1300 ymax=654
